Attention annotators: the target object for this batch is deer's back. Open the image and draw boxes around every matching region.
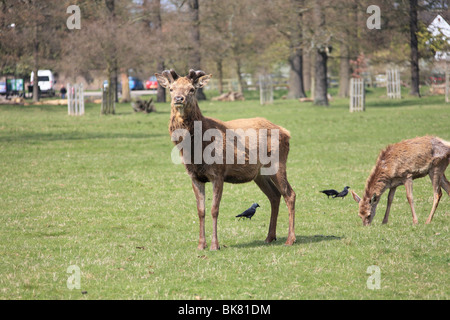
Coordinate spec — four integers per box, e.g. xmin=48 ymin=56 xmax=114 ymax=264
xmin=382 ymin=136 xmax=449 ymax=180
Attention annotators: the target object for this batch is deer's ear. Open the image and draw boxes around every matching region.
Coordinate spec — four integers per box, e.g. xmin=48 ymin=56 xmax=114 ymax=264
xmin=194 ymin=74 xmax=212 ymax=89
xmin=351 ymin=190 xmax=361 ymax=203
xmin=155 ymin=73 xmax=170 ymax=89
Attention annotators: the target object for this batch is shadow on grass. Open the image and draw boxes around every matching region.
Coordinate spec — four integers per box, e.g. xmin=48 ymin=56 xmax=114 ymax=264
xmin=366 ymin=96 xmax=441 ymax=108
xmin=0 ymin=132 xmax=166 ymax=143
xmin=231 ymin=234 xmax=343 ymax=249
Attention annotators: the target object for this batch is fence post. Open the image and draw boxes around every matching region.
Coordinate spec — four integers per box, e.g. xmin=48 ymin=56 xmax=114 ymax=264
xmin=387 ymin=68 xmax=401 ymax=99
xmin=349 ymin=78 xmax=365 ymax=112
xmin=67 ymin=83 xmax=84 ymax=116
xmin=446 ymin=64 xmax=449 ymax=103
xmin=259 ymin=74 xmax=273 ymax=105
xmin=67 ymin=83 xmax=72 ymax=115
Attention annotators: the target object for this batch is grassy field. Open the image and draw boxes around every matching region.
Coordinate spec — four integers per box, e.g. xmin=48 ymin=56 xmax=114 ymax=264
xmin=0 ymin=87 xmax=449 ymax=300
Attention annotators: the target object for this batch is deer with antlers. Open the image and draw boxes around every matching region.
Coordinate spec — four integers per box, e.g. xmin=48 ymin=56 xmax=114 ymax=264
xmin=351 ymin=136 xmax=450 ymax=226
xmin=155 ymin=69 xmax=296 ymax=250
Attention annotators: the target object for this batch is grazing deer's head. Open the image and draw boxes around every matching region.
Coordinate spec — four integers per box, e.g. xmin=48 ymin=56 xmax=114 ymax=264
xmin=351 ymin=190 xmax=379 ymax=226
xmin=155 ymin=69 xmax=212 ymax=117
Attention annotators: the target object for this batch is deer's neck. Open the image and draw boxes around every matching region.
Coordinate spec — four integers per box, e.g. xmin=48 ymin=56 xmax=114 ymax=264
xmin=169 ymin=100 xmax=204 ymax=134
xmin=364 ymin=163 xmax=388 ymax=199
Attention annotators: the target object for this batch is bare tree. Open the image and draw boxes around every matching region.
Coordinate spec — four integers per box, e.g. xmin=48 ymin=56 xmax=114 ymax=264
xmin=185 ymin=0 xmax=206 ymax=100
xmin=409 ymin=0 xmax=421 ymax=97
xmin=312 ymin=0 xmax=329 ymax=106
xmin=0 ymin=0 xmax=65 ymax=102
xmin=153 ymin=0 xmax=166 ymax=103
xmin=284 ymin=0 xmax=308 ymax=99
xmin=63 ymin=0 xmax=147 ymax=113
xmin=334 ymin=0 xmax=359 ymax=98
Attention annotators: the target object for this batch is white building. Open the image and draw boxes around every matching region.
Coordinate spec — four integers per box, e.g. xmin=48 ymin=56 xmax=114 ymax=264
xmin=427 ymin=14 xmax=450 ymax=60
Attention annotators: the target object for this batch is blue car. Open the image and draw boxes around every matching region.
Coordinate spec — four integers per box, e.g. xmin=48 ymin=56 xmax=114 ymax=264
xmin=129 ymin=77 xmax=144 ymax=90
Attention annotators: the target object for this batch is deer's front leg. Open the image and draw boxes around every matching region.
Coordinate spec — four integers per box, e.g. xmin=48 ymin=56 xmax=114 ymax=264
xmin=382 ymin=187 xmax=396 ymax=224
xmin=192 ymin=179 xmax=206 ymax=250
xmin=210 ymin=178 xmax=224 ymax=250
xmin=404 ymin=178 xmax=418 ymax=225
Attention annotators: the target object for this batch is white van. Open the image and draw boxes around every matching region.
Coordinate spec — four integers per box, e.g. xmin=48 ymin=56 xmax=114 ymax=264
xmin=30 ymin=70 xmax=55 ymax=96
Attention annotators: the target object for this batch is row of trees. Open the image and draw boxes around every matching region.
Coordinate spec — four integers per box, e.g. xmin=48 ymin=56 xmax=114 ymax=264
xmin=1 ymin=0 xmax=449 ymax=106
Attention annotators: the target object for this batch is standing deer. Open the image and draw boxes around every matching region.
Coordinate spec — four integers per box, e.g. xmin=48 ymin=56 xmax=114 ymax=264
xmin=155 ymin=69 xmax=296 ymax=250
xmin=351 ymin=136 xmax=450 ymax=226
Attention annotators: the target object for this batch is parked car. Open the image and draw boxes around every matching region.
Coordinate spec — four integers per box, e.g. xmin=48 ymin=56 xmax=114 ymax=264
xmin=30 ymin=70 xmax=56 ymax=96
xmin=129 ymin=76 xmax=144 ymax=90
xmin=145 ymin=76 xmax=158 ymax=90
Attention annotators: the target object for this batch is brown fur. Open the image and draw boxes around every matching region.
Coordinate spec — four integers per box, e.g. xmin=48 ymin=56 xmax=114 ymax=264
xmin=156 ymin=69 xmax=296 ymax=250
xmin=352 ymin=136 xmax=450 ymax=225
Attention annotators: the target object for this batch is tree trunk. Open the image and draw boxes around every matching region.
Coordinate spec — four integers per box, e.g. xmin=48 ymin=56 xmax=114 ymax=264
xmin=409 ymin=0 xmax=420 ymax=97
xmin=216 ymin=60 xmax=224 ymax=94
xmin=32 ymin=22 xmax=39 ymax=103
xmin=156 ymin=60 xmax=166 ymax=103
xmin=288 ymin=48 xmax=306 ymax=99
xmin=287 ymin=0 xmax=306 ymax=99
xmin=314 ymin=49 xmax=328 ymax=106
xmin=154 ymin=0 xmax=166 ymax=103
xmin=338 ymin=43 xmax=350 ymax=98
xmin=235 ymin=58 xmax=244 ymax=94
xmin=120 ymin=71 xmax=130 ymax=103
xmin=187 ymin=0 xmax=206 ymax=100
xmin=310 ymin=50 xmax=316 ymax=100
xmin=303 ymin=51 xmax=311 ymax=93
xmin=313 ymin=1 xmax=328 ymax=106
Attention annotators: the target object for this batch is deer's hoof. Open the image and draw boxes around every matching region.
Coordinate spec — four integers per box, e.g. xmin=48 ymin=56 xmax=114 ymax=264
xmin=264 ymin=236 xmax=277 ymax=243
xmin=210 ymin=245 xmax=220 ymax=251
xmin=285 ymin=237 xmax=296 ymax=246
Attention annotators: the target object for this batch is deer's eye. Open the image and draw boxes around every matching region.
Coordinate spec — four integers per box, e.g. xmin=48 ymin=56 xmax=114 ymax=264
xmin=189 ymin=88 xmax=195 ymax=94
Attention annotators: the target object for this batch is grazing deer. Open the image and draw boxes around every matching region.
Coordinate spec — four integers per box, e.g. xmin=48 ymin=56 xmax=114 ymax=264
xmin=351 ymin=136 xmax=450 ymax=226
xmin=155 ymin=69 xmax=296 ymax=250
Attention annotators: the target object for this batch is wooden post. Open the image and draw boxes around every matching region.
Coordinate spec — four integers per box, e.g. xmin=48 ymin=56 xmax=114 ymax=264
xmin=387 ymin=68 xmax=401 ymax=99
xmin=445 ymin=63 xmax=449 ymax=103
xmin=68 ymin=83 xmax=85 ymax=116
xmin=259 ymin=74 xmax=273 ymax=105
xmin=350 ymin=78 xmax=365 ymax=112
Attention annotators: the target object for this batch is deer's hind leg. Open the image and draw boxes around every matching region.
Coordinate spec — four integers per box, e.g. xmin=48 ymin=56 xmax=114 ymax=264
xmin=254 ymin=175 xmax=281 ymax=244
xmin=441 ymin=174 xmax=450 ymax=196
xmin=270 ymin=169 xmax=296 ymax=246
xmin=426 ymin=170 xmax=444 ymax=224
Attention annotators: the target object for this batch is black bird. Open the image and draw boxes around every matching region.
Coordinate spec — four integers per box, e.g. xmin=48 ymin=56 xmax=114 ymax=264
xmin=236 ymin=203 xmax=260 ymax=220
xmin=333 ymin=186 xmax=350 ymax=199
xmin=320 ymin=189 xmax=339 ymax=198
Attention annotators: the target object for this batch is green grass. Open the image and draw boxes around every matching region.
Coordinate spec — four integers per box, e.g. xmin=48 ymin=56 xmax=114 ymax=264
xmin=0 ymin=88 xmax=449 ymax=300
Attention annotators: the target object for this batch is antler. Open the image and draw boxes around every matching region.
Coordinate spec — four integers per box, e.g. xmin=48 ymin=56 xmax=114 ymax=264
xmin=162 ymin=69 xmax=180 ymax=83
xmin=186 ymin=69 xmax=206 ymax=83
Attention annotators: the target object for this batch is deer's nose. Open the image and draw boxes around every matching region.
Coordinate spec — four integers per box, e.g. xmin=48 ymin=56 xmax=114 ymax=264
xmin=174 ymin=96 xmax=185 ymax=104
